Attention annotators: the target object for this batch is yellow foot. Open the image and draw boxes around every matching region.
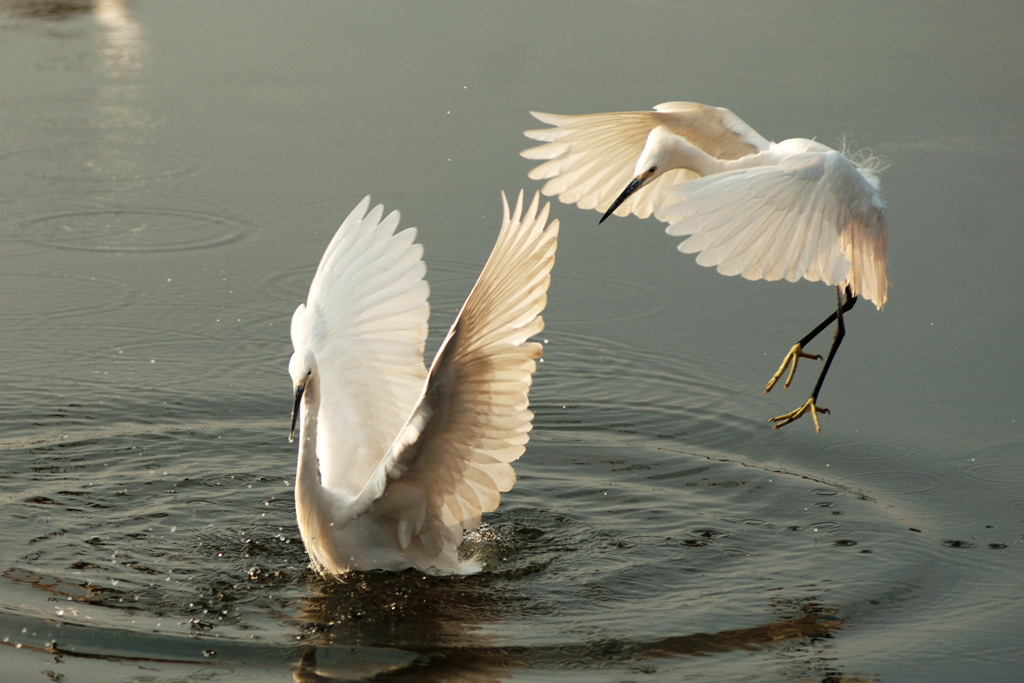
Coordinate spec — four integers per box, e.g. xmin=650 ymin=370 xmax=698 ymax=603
xmin=769 ymin=397 xmax=830 ymax=434
xmin=765 ymin=343 xmax=822 ymax=394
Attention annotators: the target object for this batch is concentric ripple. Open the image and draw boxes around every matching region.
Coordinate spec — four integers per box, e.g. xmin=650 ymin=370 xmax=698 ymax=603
xmin=1 ymin=269 xmax=132 ymax=322
xmin=0 ymin=142 xmax=202 ymax=184
xmin=961 ymin=443 xmax=1024 ymax=488
xmin=15 ymin=207 xmax=247 ymax=252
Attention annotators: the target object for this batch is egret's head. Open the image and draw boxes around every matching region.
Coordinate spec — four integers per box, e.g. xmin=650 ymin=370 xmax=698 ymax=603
xmin=600 ymin=128 xmax=672 ymax=224
xmin=288 ymin=348 xmax=316 ymax=443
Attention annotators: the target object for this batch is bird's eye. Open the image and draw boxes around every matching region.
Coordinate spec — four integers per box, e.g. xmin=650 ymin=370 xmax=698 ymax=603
xmin=648 ymin=166 xmax=656 ymax=174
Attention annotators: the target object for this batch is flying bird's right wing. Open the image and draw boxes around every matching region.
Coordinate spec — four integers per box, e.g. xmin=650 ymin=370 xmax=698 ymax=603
xmin=658 ymin=149 xmax=888 ymax=308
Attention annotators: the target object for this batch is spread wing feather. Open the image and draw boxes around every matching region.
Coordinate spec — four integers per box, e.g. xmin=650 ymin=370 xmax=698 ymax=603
xmin=290 ymin=197 xmax=430 ymax=496
xmin=658 ymin=150 xmax=888 ymax=307
xmin=522 ymin=102 xmax=768 ymax=219
xmin=353 ymin=191 xmax=558 ymax=566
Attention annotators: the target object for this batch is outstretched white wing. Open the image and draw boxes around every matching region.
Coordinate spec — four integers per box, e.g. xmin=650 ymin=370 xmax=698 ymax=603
xmin=658 ymin=150 xmax=888 ymax=308
xmin=354 ymin=191 xmax=558 ymax=563
xmin=522 ymin=102 xmax=769 ymax=219
xmin=290 ymin=196 xmax=430 ymax=496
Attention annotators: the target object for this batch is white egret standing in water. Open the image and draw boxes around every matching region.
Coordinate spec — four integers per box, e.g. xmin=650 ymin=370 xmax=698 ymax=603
xmin=522 ymin=102 xmax=888 ymax=432
xmin=288 ymin=191 xmax=558 ymax=574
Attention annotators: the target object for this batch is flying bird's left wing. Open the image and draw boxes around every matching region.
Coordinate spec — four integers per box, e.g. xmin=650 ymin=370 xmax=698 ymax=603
xmin=651 ymin=101 xmax=770 ymax=159
xmin=521 ymin=102 xmax=768 ymax=220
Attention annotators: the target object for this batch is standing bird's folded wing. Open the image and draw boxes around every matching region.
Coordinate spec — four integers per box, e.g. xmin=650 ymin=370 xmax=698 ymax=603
xmin=353 ymin=191 xmax=559 ymax=570
xmin=522 ymin=102 xmax=768 ymax=219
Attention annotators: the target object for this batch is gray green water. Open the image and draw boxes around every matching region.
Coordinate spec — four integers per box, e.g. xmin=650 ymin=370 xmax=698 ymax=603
xmin=1 ymin=1 xmax=1022 ymax=681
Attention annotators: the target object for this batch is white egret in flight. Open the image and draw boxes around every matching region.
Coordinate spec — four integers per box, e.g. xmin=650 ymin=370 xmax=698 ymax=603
xmin=288 ymin=191 xmax=558 ymax=574
xmin=522 ymin=102 xmax=888 ymax=432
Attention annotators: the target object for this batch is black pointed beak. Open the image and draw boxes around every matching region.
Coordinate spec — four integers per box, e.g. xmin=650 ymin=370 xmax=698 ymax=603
xmin=289 ymin=383 xmax=305 ymax=443
xmin=600 ymin=175 xmax=645 ymax=224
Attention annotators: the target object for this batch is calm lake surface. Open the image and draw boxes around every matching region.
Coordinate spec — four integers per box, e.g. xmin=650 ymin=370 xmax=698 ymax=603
xmin=1 ymin=1 xmax=1022 ymax=681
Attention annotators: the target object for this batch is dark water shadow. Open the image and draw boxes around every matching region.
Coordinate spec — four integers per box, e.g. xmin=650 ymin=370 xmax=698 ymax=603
xmin=292 ymin=595 xmax=847 ymax=682
xmin=0 ymin=595 xmax=848 ymax=681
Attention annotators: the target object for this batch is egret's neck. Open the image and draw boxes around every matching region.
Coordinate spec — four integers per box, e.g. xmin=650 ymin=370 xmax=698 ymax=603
xmin=643 ymin=128 xmax=789 ymax=179
xmin=294 ymin=377 xmax=326 ymax=548
xmin=642 ymin=129 xmax=726 ymax=178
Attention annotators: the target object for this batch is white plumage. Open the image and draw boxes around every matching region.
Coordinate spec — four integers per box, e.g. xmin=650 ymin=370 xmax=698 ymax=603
xmin=522 ymin=101 xmax=888 ymax=309
xmin=288 ymin=191 xmax=558 ymax=573
xmin=522 ymin=101 xmax=890 ymax=431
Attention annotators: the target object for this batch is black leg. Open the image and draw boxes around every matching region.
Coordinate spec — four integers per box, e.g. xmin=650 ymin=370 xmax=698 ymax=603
xmin=797 ymin=285 xmax=857 ymax=353
xmin=808 ymin=285 xmax=852 ymax=403
xmin=765 ymin=285 xmax=857 ymax=393
xmin=768 ymin=285 xmax=857 ymax=433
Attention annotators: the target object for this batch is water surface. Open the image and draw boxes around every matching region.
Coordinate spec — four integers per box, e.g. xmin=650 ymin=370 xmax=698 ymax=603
xmin=1 ymin=2 xmax=1022 ymax=681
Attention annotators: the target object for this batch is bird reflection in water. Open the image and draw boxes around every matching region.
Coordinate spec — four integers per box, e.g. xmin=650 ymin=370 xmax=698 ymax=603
xmin=291 ymin=587 xmax=848 ymax=682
